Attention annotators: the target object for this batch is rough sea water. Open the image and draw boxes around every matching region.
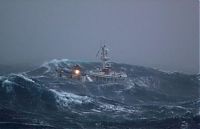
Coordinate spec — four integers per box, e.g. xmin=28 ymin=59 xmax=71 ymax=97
xmin=0 ymin=59 xmax=199 ymax=129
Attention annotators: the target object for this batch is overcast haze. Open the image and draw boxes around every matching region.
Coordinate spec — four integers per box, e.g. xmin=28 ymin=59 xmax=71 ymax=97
xmin=0 ymin=0 xmax=199 ymax=74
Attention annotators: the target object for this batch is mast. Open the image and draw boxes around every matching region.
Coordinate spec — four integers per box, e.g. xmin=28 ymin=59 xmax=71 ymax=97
xmin=100 ymin=45 xmax=110 ymax=69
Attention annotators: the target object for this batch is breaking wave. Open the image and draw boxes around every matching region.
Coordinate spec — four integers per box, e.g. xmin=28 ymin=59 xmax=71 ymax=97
xmin=0 ymin=59 xmax=199 ymax=129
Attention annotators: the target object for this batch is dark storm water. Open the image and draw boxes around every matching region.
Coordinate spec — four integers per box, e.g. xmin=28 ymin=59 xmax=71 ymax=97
xmin=0 ymin=59 xmax=199 ymax=129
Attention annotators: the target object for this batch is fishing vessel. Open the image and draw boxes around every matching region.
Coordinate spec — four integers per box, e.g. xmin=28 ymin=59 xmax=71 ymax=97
xmin=56 ymin=45 xmax=127 ymax=83
xmin=88 ymin=45 xmax=127 ymax=82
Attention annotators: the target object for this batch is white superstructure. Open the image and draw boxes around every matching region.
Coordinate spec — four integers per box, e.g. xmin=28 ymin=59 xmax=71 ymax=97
xmin=89 ymin=45 xmax=127 ymax=82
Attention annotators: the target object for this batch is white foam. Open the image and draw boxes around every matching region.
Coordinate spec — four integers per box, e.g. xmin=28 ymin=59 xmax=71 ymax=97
xmin=100 ymin=103 xmax=137 ymax=113
xmin=42 ymin=59 xmax=69 ymax=67
xmin=41 ymin=59 xmax=70 ymax=73
xmin=91 ymin=109 xmax=101 ymax=113
xmin=2 ymin=79 xmax=13 ymax=92
xmin=2 ymin=79 xmax=12 ymax=85
xmin=50 ymin=89 xmax=93 ymax=107
xmin=86 ymin=75 xmax=93 ymax=82
xmin=17 ymin=74 xmax=35 ymax=83
xmin=125 ymin=79 xmax=135 ymax=90
xmin=133 ymin=77 xmax=149 ymax=88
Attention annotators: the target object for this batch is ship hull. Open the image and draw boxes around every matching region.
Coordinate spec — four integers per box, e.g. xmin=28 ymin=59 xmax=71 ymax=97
xmin=88 ymin=72 xmax=127 ymax=83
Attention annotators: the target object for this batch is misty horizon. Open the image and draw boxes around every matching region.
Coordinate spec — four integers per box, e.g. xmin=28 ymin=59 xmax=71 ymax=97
xmin=0 ymin=0 xmax=199 ymax=74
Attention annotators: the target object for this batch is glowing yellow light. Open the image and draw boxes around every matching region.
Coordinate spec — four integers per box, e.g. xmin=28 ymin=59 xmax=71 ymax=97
xmin=74 ymin=69 xmax=80 ymax=75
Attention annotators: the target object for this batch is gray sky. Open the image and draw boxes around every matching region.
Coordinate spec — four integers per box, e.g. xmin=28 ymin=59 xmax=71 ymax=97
xmin=0 ymin=0 xmax=199 ymax=74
